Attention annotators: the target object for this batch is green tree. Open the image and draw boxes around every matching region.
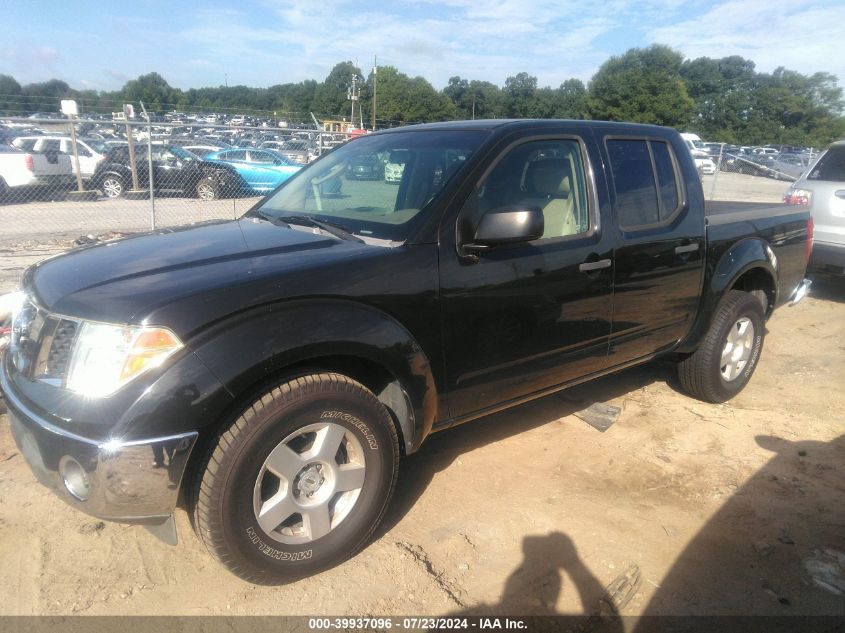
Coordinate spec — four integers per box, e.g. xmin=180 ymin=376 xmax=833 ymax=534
xmin=120 ymin=73 xmax=182 ymax=112
xmin=0 ymin=74 xmax=23 ymax=115
xmin=367 ymin=65 xmax=455 ymax=125
xmin=553 ymin=79 xmax=590 ymax=119
xmin=589 ymin=45 xmax=694 ymax=126
xmin=503 ymin=72 xmax=538 ymax=117
xmin=312 ymin=61 xmax=362 ymax=120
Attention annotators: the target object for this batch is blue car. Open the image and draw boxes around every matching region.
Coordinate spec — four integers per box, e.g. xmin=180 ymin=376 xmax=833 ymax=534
xmin=203 ymin=148 xmax=301 ymax=194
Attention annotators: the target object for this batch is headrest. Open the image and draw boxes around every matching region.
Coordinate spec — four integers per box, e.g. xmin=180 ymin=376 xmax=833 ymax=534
xmin=526 ymin=159 xmax=572 ymax=197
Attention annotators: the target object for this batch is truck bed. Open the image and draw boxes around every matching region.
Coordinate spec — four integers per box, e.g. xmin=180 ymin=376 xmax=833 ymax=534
xmin=705 ymin=200 xmax=793 ymax=225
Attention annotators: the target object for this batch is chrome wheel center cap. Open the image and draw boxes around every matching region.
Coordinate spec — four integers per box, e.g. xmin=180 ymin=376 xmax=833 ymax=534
xmin=296 ymin=464 xmax=325 ymax=496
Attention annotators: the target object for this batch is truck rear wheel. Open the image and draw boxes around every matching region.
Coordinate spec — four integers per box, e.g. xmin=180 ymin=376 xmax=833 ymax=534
xmin=193 ymin=372 xmax=399 ymax=584
xmin=677 ymin=290 xmax=765 ymax=403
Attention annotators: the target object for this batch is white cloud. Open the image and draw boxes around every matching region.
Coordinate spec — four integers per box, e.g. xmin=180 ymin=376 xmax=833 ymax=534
xmin=648 ymin=0 xmax=845 ymax=80
xmin=181 ymin=0 xmax=845 ymax=90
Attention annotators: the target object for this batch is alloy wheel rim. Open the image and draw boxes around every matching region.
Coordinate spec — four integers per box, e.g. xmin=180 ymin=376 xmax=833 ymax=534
xmin=103 ymin=178 xmax=122 ymax=197
xmin=720 ymin=316 xmax=755 ymax=381
xmin=198 ymin=183 xmax=215 ymax=200
xmin=252 ymin=422 xmax=366 ymax=544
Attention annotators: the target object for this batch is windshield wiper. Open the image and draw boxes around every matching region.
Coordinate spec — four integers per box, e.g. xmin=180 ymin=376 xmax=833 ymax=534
xmin=277 ymin=214 xmax=364 ymax=243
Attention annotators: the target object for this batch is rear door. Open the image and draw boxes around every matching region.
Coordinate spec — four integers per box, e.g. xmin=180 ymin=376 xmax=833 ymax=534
xmin=600 ymin=135 xmax=706 ymax=363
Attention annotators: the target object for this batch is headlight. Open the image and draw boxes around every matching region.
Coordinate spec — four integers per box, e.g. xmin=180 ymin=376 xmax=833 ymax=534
xmin=66 ymin=322 xmax=183 ymax=396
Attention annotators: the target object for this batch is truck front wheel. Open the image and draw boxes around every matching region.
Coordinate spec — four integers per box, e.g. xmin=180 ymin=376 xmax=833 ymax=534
xmin=677 ymin=290 xmax=766 ymax=403
xmin=193 ymin=373 xmax=399 ymax=584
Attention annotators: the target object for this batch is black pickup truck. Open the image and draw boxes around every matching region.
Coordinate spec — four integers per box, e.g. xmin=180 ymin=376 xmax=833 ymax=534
xmin=1 ymin=120 xmax=811 ymax=584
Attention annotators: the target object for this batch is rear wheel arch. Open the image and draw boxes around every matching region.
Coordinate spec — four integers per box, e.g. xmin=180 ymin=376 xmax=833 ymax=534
xmin=729 ymin=266 xmax=777 ymax=318
xmin=675 ymin=241 xmax=777 ymax=355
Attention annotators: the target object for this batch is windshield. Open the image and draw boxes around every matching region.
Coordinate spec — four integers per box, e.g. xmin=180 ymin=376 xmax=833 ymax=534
xmin=251 ymin=130 xmax=486 ymax=242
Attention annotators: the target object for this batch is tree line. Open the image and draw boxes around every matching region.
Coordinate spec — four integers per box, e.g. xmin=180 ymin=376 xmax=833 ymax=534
xmin=1 ymin=45 xmax=843 ymax=146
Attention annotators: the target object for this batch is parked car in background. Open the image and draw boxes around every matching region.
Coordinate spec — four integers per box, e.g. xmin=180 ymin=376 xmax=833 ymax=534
xmin=770 ymin=153 xmax=813 ymax=181
xmin=785 ymin=140 xmax=845 ymax=275
xmin=12 ymin=136 xmax=105 ymax=180
xmin=384 ymin=150 xmax=408 ymax=183
xmin=203 ymin=148 xmax=301 ymax=194
xmin=680 ymin=132 xmax=716 ymax=175
xmin=346 ymin=153 xmax=385 ymax=180
xmin=91 ymin=144 xmax=238 ymax=199
xmin=0 ymin=144 xmax=74 ymax=200
xmin=277 ymin=140 xmax=310 ymax=164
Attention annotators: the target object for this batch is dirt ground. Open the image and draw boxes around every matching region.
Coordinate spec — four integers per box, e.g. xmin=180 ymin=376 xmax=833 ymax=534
xmin=0 ymin=276 xmax=843 ymax=618
xmin=1 ymin=172 xmax=842 ymax=619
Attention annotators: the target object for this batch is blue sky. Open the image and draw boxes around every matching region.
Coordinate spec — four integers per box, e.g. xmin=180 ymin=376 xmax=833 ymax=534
xmin=3 ymin=0 xmax=844 ymax=92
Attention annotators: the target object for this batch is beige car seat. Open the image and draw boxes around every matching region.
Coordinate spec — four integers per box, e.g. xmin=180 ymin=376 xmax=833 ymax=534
xmin=522 ymin=159 xmax=578 ymax=238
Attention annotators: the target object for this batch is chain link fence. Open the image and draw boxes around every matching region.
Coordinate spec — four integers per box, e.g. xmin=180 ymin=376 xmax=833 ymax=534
xmin=0 ymin=116 xmax=353 ymax=243
xmin=0 ymin=115 xmax=806 ymax=290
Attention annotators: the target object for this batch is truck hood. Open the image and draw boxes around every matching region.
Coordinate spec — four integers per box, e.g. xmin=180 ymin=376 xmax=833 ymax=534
xmin=25 ymin=218 xmax=374 ymax=330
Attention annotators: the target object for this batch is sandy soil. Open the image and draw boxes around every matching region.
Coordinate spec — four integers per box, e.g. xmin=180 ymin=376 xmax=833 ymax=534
xmin=0 ymin=276 xmax=843 ymax=618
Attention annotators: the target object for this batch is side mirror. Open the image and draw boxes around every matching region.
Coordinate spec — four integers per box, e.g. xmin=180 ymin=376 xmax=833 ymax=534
xmin=460 ymin=205 xmax=544 ymax=259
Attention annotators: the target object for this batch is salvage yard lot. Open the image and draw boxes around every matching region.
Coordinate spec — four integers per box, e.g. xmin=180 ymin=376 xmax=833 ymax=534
xmin=0 ymin=278 xmax=843 ymax=616
xmin=0 ymin=172 xmax=841 ymax=617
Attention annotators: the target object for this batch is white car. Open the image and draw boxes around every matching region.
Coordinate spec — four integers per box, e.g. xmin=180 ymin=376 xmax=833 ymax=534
xmin=0 ymin=144 xmax=74 ymax=198
xmin=12 ymin=136 xmax=105 ymax=179
xmin=695 ymin=157 xmax=717 ymax=175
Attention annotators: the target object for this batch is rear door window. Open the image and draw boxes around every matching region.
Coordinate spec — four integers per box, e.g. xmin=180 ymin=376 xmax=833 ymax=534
xmin=607 ymin=139 xmax=659 ymax=227
xmin=606 ymin=138 xmax=682 ymax=228
xmin=808 ymin=147 xmax=845 ymax=182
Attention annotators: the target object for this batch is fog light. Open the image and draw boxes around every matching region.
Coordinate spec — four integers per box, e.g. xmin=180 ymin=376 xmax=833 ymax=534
xmin=59 ymin=456 xmax=91 ymax=501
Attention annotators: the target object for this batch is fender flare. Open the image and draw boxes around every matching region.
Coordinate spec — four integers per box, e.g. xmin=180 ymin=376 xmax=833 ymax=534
xmin=189 ymin=298 xmax=438 ymax=454
xmin=676 ymin=238 xmax=777 ymax=354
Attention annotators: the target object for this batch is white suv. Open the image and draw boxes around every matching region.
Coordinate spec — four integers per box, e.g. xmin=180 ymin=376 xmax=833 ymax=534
xmin=785 ymin=140 xmax=845 ymax=275
xmin=12 ymin=136 xmax=105 ymax=179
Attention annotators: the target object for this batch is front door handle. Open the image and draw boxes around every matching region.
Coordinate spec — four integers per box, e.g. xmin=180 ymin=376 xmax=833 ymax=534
xmin=579 ymin=258 xmax=611 ymax=272
xmin=835 ymin=190 xmax=845 ymax=199
xmin=675 ymin=243 xmax=699 ymax=255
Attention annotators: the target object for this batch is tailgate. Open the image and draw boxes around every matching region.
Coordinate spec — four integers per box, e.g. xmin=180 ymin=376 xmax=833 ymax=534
xmin=30 ymin=152 xmax=72 ymax=176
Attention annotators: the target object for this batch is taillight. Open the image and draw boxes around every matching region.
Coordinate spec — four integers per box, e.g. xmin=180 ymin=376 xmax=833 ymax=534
xmin=25 ymin=154 xmax=34 ymax=172
xmin=806 ymin=215 xmax=814 ymax=262
xmin=784 ymin=187 xmax=812 ymax=206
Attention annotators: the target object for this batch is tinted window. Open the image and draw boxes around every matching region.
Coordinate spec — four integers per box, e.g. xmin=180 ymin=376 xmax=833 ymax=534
xmin=607 ymin=139 xmax=659 ymax=227
xmin=224 ymin=150 xmax=247 ymax=162
xmin=467 ymin=139 xmax=592 ymax=240
xmin=14 ymin=139 xmax=37 ymax=151
xmin=651 ymin=141 xmax=679 ymax=216
xmin=248 ymin=150 xmax=275 ymax=164
xmin=40 ymin=139 xmax=61 ymax=152
xmin=808 ymin=147 xmax=845 ymax=182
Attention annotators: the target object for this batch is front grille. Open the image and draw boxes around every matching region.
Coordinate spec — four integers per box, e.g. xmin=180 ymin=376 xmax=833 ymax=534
xmin=45 ymin=320 xmax=78 ymax=377
xmin=10 ymin=298 xmax=79 ymax=384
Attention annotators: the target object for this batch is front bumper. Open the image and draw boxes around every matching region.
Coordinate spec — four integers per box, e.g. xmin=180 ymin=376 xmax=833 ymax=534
xmin=2 ymin=362 xmax=198 ymax=527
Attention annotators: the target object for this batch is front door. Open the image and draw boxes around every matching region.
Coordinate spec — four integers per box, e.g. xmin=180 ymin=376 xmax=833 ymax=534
xmin=439 ymin=135 xmax=614 ymax=421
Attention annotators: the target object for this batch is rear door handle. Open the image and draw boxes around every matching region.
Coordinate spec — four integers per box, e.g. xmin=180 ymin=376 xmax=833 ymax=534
xmin=835 ymin=190 xmax=845 ymax=199
xmin=579 ymin=259 xmax=611 ymax=272
xmin=675 ymin=243 xmax=699 ymax=255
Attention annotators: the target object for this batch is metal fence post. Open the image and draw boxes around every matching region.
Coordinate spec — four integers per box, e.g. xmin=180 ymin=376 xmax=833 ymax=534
xmin=709 ymin=143 xmax=724 ymax=201
xmin=139 ymin=102 xmax=156 ymax=230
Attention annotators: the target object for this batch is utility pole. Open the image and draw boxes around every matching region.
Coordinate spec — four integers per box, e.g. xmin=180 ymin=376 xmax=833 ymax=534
xmin=347 ymin=73 xmax=359 ymax=130
xmin=372 ymin=56 xmax=377 ymax=131
xmin=472 ymin=94 xmax=476 ymax=120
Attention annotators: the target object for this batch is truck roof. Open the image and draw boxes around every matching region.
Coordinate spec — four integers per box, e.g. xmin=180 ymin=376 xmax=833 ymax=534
xmin=373 ymin=119 xmax=677 ymax=135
